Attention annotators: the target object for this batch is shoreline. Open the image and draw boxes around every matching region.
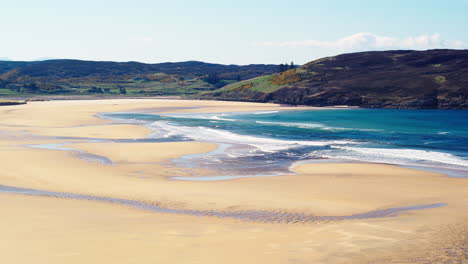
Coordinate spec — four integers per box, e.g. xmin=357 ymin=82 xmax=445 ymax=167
xmin=98 ymin=105 xmax=467 ymax=180
xmin=0 ymin=99 xmax=463 ymax=206
xmin=0 ymin=98 xmax=467 ymax=264
xmin=4 ymin=95 xmax=468 ymax=111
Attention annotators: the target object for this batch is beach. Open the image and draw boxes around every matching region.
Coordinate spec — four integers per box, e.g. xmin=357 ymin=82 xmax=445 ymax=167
xmin=0 ymin=99 xmax=467 ymax=264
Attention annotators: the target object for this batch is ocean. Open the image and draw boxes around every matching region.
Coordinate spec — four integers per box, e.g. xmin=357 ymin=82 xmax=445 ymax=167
xmin=102 ymin=108 xmax=468 ymax=179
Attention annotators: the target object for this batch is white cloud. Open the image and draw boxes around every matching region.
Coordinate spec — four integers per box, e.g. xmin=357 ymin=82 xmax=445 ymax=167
xmin=255 ymin=33 xmax=466 ymax=51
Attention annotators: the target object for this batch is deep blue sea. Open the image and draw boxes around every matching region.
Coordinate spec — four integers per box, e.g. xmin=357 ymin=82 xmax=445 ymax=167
xmin=103 ymin=108 xmax=468 ymax=178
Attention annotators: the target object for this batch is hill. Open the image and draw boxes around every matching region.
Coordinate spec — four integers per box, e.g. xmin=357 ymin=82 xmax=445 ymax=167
xmin=0 ymin=60 xmax=278 ymax=96
xmin=200 ymin=49 xmax=468 ymax=109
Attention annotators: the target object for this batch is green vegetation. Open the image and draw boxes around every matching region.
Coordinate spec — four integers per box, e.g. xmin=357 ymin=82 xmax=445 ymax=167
xmin=201 ymin=50 xmax=468 ymax=109
xmin=434 ymin=75 xmax=447 ymax=85
xmin=214 ymin=74 xmax=291 ymax=94
xmin=269 ymin=69 xmax=301 ymax=85
xmin=0 ymin=88 xmax=19 ymax=95
xmin=0 ymin=60 xmax=278 ymax=97
xmin=233 ymin=83 xmax=253 ymax=91
xmin=216 ymin=75 xmax=270 ymax=91
xmin=249 ymin=77 xmax=284 ymax=93
xmin=2 ymin=50 xmax=467 ymax=109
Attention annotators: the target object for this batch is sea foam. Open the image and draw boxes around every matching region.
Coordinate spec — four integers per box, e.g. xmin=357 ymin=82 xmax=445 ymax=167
xmin=255 ymin=121 xmax=381 ymax=132
xmin=148 ymin=121 xmax=355 ymax=153
xmin=317 ymin=146 xmax=468 ymax=169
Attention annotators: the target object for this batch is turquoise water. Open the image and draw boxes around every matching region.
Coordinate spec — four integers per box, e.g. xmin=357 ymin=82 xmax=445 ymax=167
xmin=103 ymin=108 xmax=468 ymax=178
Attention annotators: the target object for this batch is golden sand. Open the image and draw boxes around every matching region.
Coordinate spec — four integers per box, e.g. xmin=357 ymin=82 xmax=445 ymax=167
xmin=0 ymin=99 xmax=466 ymax=264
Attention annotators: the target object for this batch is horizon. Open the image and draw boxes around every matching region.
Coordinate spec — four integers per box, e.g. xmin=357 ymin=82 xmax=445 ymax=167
xmin=1 ymin=0 xmax=468 ymax=64
xmin=1 ymin=48 xmax=467 ymax=66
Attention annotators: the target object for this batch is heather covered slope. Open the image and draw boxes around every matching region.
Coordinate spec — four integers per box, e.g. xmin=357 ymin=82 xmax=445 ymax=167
xmin=201 ymin=49 xmax=468 ymax=109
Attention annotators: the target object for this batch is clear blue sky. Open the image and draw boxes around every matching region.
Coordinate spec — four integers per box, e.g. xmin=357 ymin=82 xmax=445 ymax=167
xmin=1 ymin=0 xmax=467 ymax=64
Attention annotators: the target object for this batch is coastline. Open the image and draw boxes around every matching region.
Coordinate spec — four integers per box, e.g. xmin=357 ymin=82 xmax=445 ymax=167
xmin=0 ymin=99 xmax=467 ymax=263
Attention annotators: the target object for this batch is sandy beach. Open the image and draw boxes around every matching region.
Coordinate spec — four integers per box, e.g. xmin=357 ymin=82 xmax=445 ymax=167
xmin=0 ymin=99 xmax=467 ymax=264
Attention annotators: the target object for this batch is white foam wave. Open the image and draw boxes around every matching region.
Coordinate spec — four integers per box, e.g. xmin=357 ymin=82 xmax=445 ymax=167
xmin=148 ymin=121 xmax=355 ymax=152
xmin=210 ymin=114 xmax=235 ymax=121
xmin=316 ymin=146 xmax=468 ymax=168
xmin=255 ymin=121 xmax=380 ymax=132
xmin=163 ymin=112 xmax=236 ymax=122
xmin=256 ymin=121 xmax=326 ymax=129
xmin=253 ymin=111 xmax=279 ymax=115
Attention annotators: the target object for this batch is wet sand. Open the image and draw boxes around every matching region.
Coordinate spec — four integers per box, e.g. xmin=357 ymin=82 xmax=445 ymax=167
xmin=0 ymin=99 xmax=467 ymax=264
xmin=0 ymin=184 xmax=447 ymax=223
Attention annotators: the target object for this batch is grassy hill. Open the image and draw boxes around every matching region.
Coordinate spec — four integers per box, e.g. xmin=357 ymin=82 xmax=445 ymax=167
xmin=2 ymin=50 xmax=467 ymax=109
xmin=0 ymin=60 xmax=278 ymax=96
xmin=200 ymin=49 xmax=468 ymax=109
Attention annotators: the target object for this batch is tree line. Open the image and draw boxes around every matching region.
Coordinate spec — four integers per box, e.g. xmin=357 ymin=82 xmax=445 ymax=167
xmin=278 ymin=62 xmax=296 ymax=73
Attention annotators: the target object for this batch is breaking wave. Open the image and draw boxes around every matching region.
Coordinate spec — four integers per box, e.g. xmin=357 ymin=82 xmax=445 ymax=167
xmin=255 ymin=121 xmax=381 ymax=132
xmin=148 ymin=121 xmax=355 ymax=153
xmin=314 ymin=146 xmax=468 ymax=169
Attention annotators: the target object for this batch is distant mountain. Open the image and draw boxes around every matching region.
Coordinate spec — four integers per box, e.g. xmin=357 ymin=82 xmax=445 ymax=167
xmin=200 ymin=49 xmax=468 ymax=109
xmin=0 ymin=59 xmax=278 ymax=96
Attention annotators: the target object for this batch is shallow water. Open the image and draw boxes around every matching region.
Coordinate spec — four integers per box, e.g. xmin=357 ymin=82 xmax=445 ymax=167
xmin=102 ymin=109 xmax=468 ymax=179
xmin=27 ymin=143 xmax=113 ymax=165
xmin=0 ymin=184 xmax=446 ymax=223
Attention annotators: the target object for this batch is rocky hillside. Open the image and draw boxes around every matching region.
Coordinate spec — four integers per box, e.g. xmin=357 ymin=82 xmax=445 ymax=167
xmin=201 ymin=49 xmax=468 ymax=109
